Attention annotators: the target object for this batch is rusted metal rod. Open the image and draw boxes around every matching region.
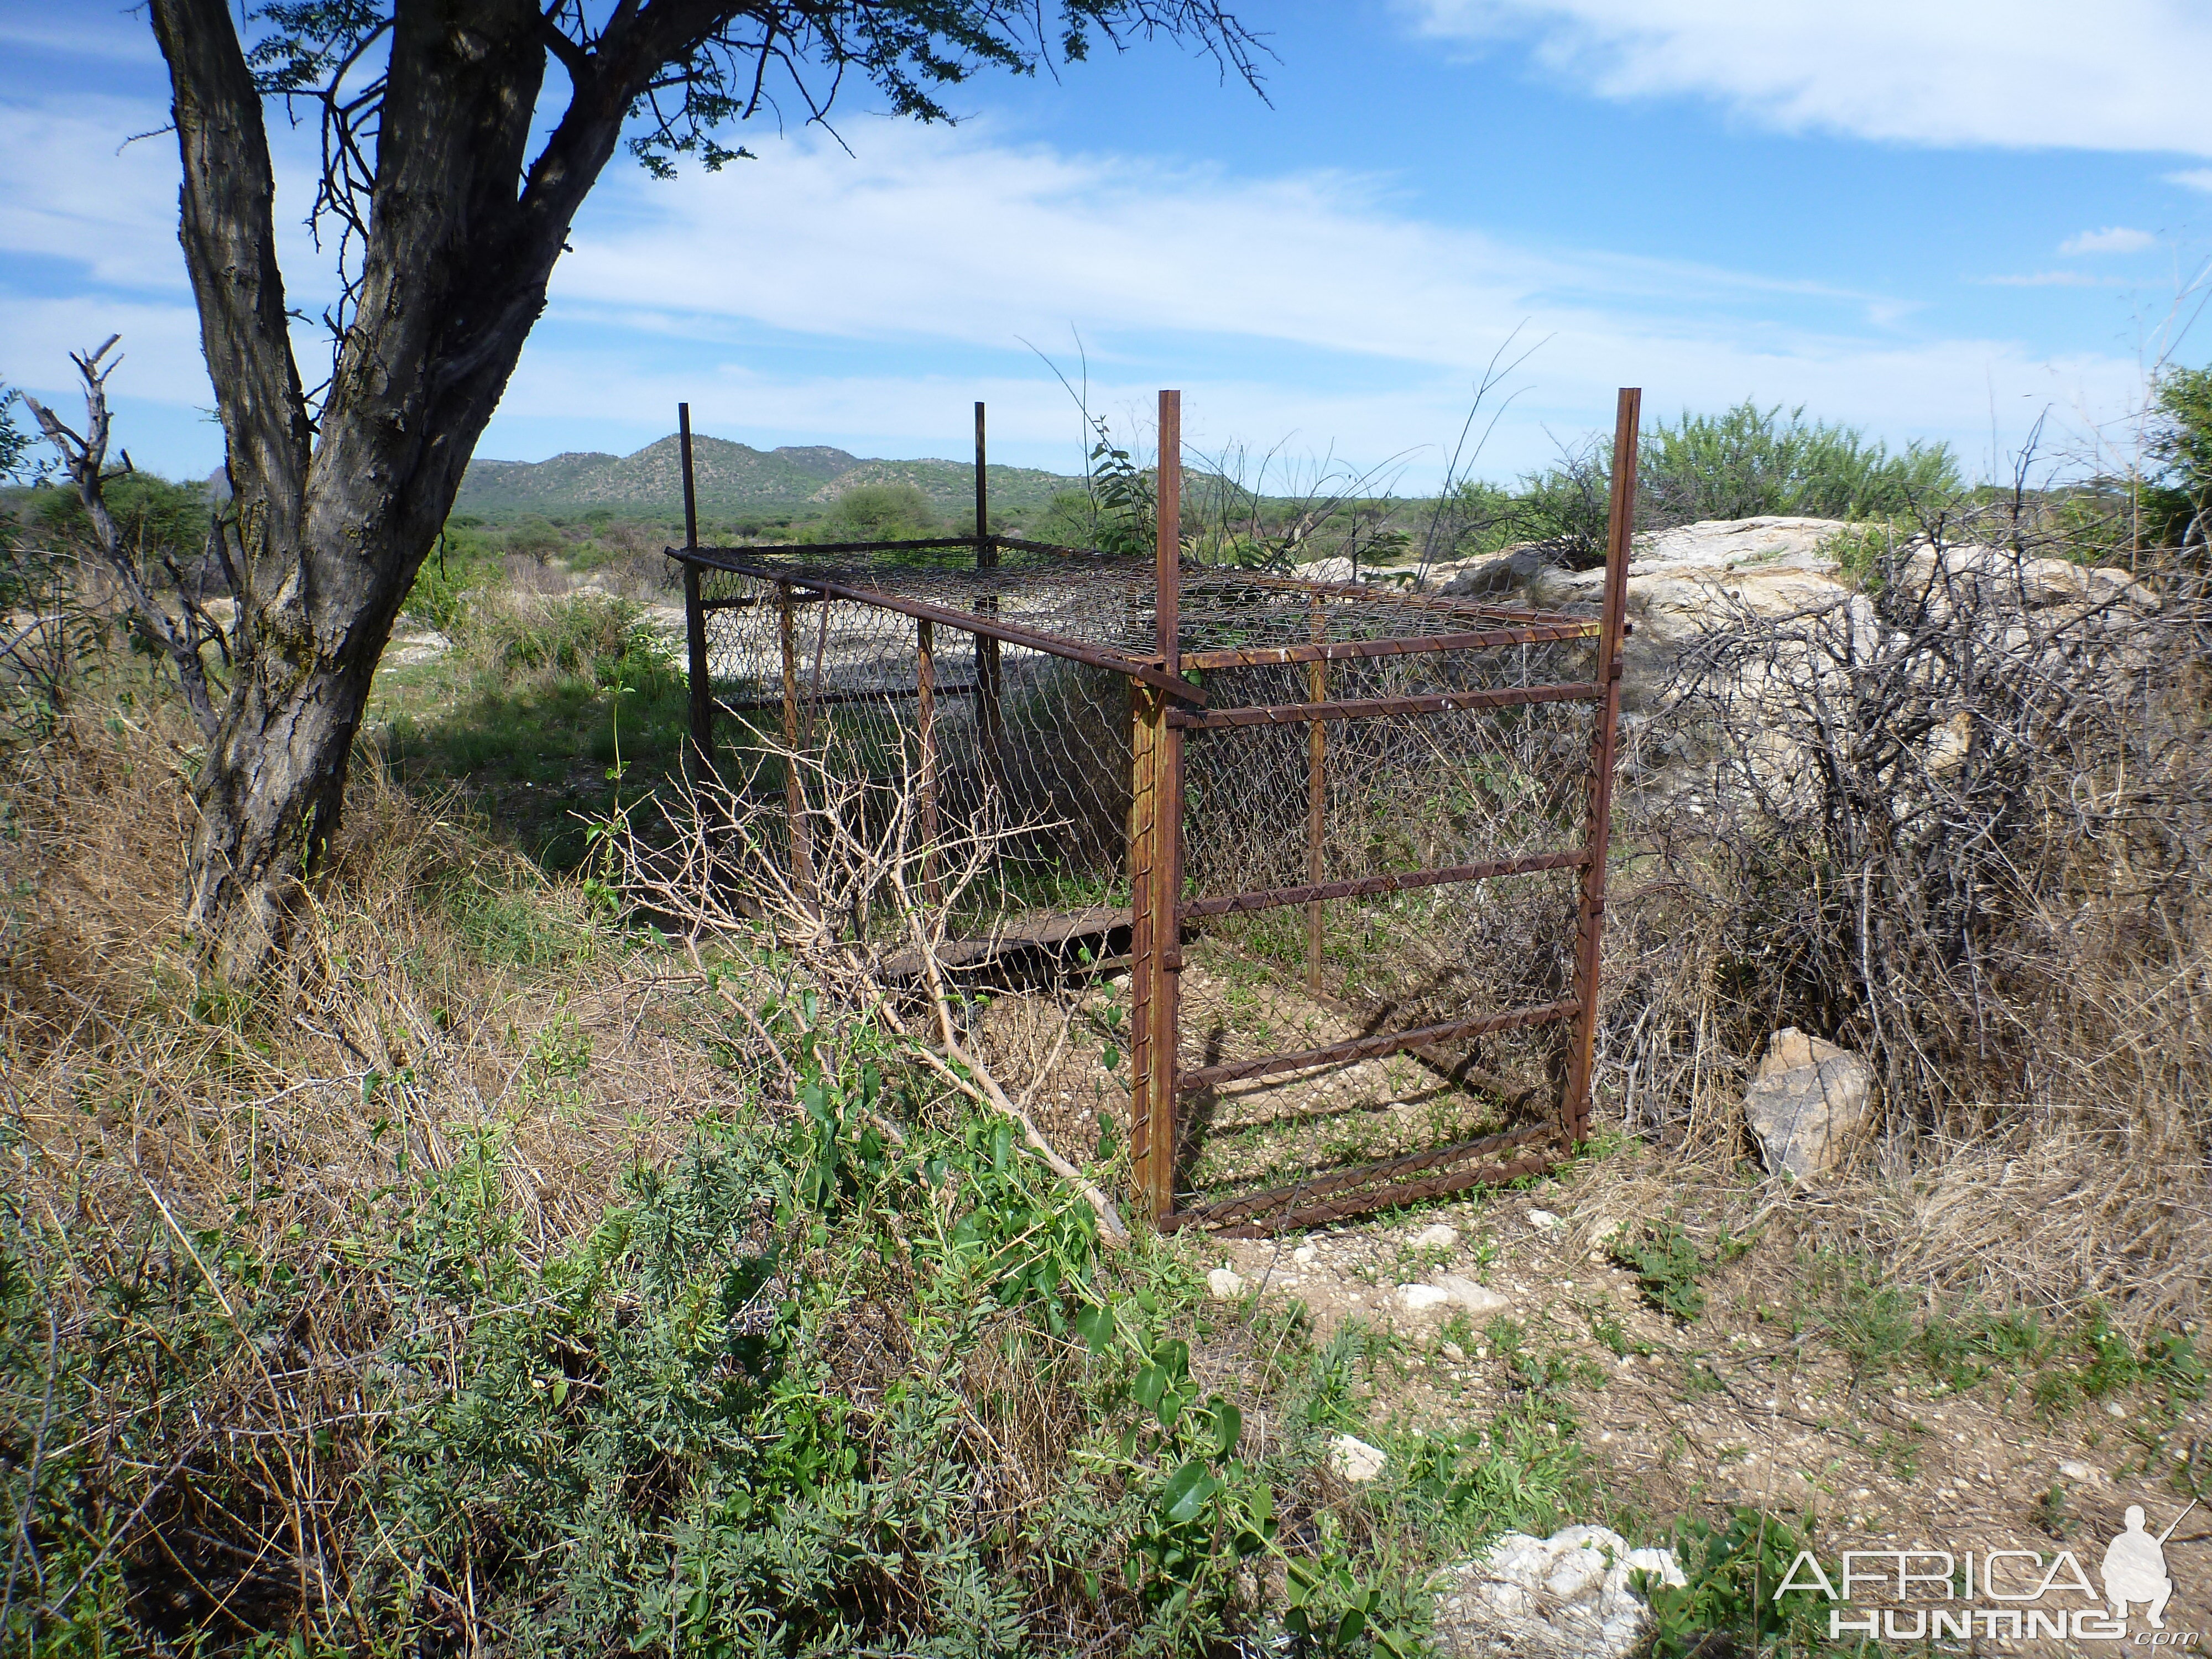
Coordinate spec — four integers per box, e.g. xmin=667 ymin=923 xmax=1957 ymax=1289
xmin=1214 ymin=568 xmax=1571 ymax=625
xmin=679 ymin=403 xmax=714 ymax=782
xmin=1180 ymin=623 xmax=1599 ymax=672
xmin=1129 ymin=388 xmax=1186 ymax=1223
xmin=1178 ymin=996 xmax=1582 ymax=1094
xmin=1159 ymin=1123 xmax=1556 ymax=1232
xmin=698 ymin=558 xmax=1206 ymax=703
xmin=1181 ymin=848 xmax=1589 ymax=920
xmin=1186 ymin=1150 xmax=1562 ymax=1238
xmin=716 ymin=682 xmax=977 ymax=716
xmin=1306 ymin=594 xmax=1326 ymax=994
xmin=1170 ymin=680 xmax=1604 ymax=730
xmin=917 ymin=617 xmax=940 ymax=909
xmin=1562 ymin=388 xmax=1641 ymax=1147
xmin=974 ymin=402 xmax=1005 ymax=795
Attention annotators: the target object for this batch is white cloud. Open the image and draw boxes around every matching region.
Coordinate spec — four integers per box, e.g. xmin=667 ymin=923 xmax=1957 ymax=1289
xmin=1408 ymin=0 xmax=2212 ymax=155
xmin=0 ymin=99 xmax=191 ymax=291
xmin=2167 ymin=169 xmax=2212 ymax=194
xmin=534 ymin=125 xmax=2143 ymax=479
xmin=2061 ymin=227 xmax=2157 ymax=255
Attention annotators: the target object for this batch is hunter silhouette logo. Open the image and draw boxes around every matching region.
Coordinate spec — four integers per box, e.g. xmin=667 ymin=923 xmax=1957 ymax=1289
xmin=2102 ymin=1501 xmax=2194 ymax=1629
xmin=1771 ymin=1498 xmax=2201 ymax=1643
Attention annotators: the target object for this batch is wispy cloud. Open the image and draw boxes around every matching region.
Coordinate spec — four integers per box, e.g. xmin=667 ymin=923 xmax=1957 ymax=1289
xmin=1408 ymin=0 xmax=2212 ymax=155
xmin=2167 ymin=168 xmax=2212 ymax=194
xmin=2060 ymin=226 xmax=2157 ymax=255
xmin=0 ymin=91 xmax=2148 ymax=483
xmin=1974 ymin=271 xmax=2113 ymax=289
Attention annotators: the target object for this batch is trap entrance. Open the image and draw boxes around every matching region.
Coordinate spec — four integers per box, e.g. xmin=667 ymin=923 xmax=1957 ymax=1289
xmin=671 ymin=392 xmax=1639 ymax=1233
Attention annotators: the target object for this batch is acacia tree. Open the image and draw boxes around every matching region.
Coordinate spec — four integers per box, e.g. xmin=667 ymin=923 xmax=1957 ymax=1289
xmin=131 ymin=0 xmax=1259 ymax=975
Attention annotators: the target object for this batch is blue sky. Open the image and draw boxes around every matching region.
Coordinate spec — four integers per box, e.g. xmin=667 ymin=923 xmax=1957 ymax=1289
xmin=3 ymin=0 xmax=2208 ymax=490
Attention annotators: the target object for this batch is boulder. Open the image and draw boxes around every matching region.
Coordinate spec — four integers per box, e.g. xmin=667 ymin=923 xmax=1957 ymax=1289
xmin=1743 ymin=1027 xmax=1875 ymax=1177
xmin=1434 ymin=1524 xmax=1684 ymax=1658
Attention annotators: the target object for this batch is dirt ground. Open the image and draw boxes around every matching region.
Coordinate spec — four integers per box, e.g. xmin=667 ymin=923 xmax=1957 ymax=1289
xmin=1209 ymin=1169 xmax=2212 ymax=1649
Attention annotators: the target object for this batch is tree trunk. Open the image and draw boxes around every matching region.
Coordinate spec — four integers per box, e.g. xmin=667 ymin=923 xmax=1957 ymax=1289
xmin=149 ymin=0 xmax=636 ymax=975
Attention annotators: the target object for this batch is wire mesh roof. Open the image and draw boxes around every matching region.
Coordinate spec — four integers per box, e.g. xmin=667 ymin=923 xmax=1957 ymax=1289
xmin=679 ymin=535 xmax=1601 ymax=674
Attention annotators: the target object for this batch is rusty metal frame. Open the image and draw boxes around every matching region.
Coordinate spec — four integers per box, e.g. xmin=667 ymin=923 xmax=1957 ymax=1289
xmin=670 ymin=388 xmax=1640 ymax=1235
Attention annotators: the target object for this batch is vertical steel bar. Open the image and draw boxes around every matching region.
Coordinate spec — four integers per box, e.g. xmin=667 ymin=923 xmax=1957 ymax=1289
xmin=916 ymin=617 xmax=940 ymax=910
xmin=1306 ymin=593 xmax=1327 ymax=993
xmin=777 ymin=580 xmax=815 ymax=902
xmin=974 ymin=400 xmax=1004 ymax=791
xmin=1139 ymin=388 xmax=1186 ymax=1220
xmin=1126 ymin=679 xmax=1162 ymax=1218
xmin=1563 ymin=387 xmax=1640 ymax=1145
xmin=679 ymin=403 xmax=714 ymax=782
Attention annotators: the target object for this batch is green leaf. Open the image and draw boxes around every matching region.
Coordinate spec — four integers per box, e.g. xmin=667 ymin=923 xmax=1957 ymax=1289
xmin=1158 ymin=1460 xmax=1222 ymax=1526
xmin=1073 ymin=1304 xmax=1114 ymax=1351
xmin=1211 ymin=1399 xmax=1242 ymax=1460
xmin=1131 ymin=1363 xmax=1168 ymax=1410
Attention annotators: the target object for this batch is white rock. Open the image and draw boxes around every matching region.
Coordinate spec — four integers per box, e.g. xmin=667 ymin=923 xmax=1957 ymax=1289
xmin=1436 ymin=1275 xmax=1511 ymax=1317
xmin=1437 ymin=1525 xmax=1683 ymax=1658
xmin=1441 ymin=1342 xmax=1468 ymax=1363
xmin=1410 ymin=1223 xmax=1460 ymax=1251
xmin=1743 ymin=1027 xmax=1875 ymax=1178
xmin=1206 ymin=1267 xmax=1247 ymax=1300
xmin=1292 ymin=1244 xmax=1318 ymax=1265
xmin=2058 ymin=1460 xmax=2101 ymax=1482
xmin=1588 ymin=1218 xmax=1623 ymax=1245
xmin=1399 ymin=1283 xmax=1457 ymax=1312
xmin=1329 ymin=1433 xmax=1387 ymax=1483
xmin=1527 ymin=1209 xmax=1561 ymax=1231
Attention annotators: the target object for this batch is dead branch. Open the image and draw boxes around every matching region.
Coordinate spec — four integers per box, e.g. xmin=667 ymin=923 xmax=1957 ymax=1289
xmin=19 ymin=338 xmax=228 ymax=739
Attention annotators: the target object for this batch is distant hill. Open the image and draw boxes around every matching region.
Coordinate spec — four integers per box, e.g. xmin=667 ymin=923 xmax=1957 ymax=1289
xmin=454 ymin=433 xmax=1084 ymax=523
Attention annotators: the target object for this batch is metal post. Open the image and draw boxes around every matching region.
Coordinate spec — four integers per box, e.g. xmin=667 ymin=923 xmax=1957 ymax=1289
xmin=1306 ymin=593 xmax=1326 ymax=994
xmin=916 ymin=617 xmax=940 ymax=909
xmin=1129 ymin=389 xmax=1183 ymax=1222
xmin=974 ymin=400 xmax=1004 ymax=790
xmin=778 ymin=580 xmax=815 ymax=904
xmin=1563 ymin=387 xmax=1640 ymax=1145
xmin=679 ymin=403 xmax=714 ymax=783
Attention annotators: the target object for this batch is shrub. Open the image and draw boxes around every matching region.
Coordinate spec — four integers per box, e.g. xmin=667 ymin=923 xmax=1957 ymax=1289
xmin=811 ymin=482 xmax=939 ymax=542
xmin=1640 ymin=399 xmax=1960 ymax=525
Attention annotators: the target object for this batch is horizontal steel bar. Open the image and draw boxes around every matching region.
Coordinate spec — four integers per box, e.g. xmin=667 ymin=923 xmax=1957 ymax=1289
xmin=715 ymin=683 xmax=978 ymax=716
xmin=1177 ymin=997 xmax=1582 ymax=1093
xmin=697 ymin=592 xmax=830 ymax=612
xmin=692 ymin=558 xmax=1208 ymax=705
xmin=1182 ymin=849 xmax=1588 ymax=920
xmin=679 ymin=536 xmax=985 ymax=560
xmin=1214 ymin=568 xmax=1567 ymax=626
xmin=1158 ymin=1124 xmax=1556 ymax=1232
xmin=1170 ymin=681 xmax=1603 ymax=730
xmin=1181 ymin=623 xmax=1600 ymax=671
xmin=1188 ymin=1149 xmax=1562 ymax=1237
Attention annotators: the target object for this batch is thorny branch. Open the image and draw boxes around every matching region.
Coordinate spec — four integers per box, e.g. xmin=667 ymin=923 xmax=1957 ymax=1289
xmin=19 ymin=338 xmax=232 ymax=740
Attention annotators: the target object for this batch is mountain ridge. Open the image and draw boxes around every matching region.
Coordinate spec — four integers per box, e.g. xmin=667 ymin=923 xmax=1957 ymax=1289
xmin=455 ymin=432 xmax=1084 ymax=521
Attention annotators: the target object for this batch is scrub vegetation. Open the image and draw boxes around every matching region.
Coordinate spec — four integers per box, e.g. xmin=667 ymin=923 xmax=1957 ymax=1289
xmin=2 ymin=380 xmax=2209 ymax=1655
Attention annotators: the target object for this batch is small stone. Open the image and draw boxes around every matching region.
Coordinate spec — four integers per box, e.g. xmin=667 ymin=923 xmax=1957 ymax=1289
xmin=1436 ymin=1275 xmax=1510 ymax=1316
xmin=2105 ymin=1401 xmax=2126 ymax=1418
xmin=1207 ymin=1267 xmax=1246 ymax=1300
xmin=1589 ymin=1218 xmax=1624 ymax=1244
xmin=1292 ymin=1244 xmax=1318 ymax=1265
xmin=1441 ymin=1342 xmax=1468 ymax=1363
xmin=2058 ymin=1460 xmax=2101 ymax=1482
xmin=1400 ymin=1283 xmax=1457 ymax=1312
xmin=1410 ymin=1223 xmax=1459 ymax=1251
xmin=1527 ymin=1209 xmax=1560 ymax=1230
xmin=1329 ymin=1433 xmax=1387 ymax=1483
